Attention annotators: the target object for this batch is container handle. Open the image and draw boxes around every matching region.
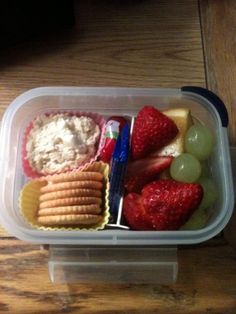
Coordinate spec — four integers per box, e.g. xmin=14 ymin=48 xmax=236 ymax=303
xmin=181 ymin=86 xmax=228 ymax=127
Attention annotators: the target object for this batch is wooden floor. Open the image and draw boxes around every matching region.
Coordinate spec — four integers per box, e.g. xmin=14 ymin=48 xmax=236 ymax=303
xmin=200 ymin=0 xmax=236 ymax=143
xmin=0 ymin=0 xmax=236 ymax=313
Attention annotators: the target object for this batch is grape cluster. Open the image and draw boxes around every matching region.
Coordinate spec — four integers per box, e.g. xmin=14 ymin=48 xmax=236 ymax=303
xmin=170 ymin=124 xmax=217 ymax=230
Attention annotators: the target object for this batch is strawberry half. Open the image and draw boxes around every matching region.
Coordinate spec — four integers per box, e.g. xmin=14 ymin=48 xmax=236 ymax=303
xmin=131 ymin=106 xmax=179 ymax=160
xmin=142 ymin=180 xmax=203 ymax=230
xmin=123 ymin=193 xmax=153 ymax=230
xmin=125 ymin=156 xmax=173 ymax=193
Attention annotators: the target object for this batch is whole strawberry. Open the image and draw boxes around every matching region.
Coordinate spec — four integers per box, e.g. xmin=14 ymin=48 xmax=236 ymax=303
xmin=123 ymin=179 xmax=203 ymax=230
xmin=131 ymin=106 xmax=178 ymax=160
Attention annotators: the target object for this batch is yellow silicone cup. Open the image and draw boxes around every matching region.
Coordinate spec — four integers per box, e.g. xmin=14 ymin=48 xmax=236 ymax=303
xmin=19 ymin=161 xmax=110 ymax=231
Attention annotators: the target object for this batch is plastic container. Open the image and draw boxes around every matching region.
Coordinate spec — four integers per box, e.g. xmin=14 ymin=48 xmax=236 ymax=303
xmin=48 ymin=246 xmax=178 ymax=284
xmin=0 ymin=86 xmax=234 ymax=245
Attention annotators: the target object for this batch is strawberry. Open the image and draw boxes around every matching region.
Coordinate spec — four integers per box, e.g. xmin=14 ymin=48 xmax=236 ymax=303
xmin=142 ymin=180 xmax=203 ymax=230
xmin=123 ymin=193 xmax=153 ymax=230
xmin=131 ymin=106 xmax=178 ymax=160
xmin=125 ymin=156 xmax=173 ymax=193
xmin=123 ymin=179 xmax=203 ymax=230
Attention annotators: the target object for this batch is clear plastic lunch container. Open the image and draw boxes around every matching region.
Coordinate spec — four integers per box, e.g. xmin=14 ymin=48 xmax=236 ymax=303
xmin=0 ymin=86 xmax=234 ymax=283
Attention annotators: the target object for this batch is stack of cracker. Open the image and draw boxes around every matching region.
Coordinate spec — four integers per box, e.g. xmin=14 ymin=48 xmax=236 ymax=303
xmin=19 ymin=162 xmax=110 ymax=230
xmin=38 ymin=171 xmax=104 ymax=226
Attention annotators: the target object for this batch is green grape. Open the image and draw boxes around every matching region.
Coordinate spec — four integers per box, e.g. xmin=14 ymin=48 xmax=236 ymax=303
xmin=185 ymin=124 xmax=214 ymax=161
xmin=181 ymin=208 xmax=207 ymax=230
xmin=198 ymin=177 xmax=217 ymax=210
xmin=170 ymin=153 xmax=201 ymax=183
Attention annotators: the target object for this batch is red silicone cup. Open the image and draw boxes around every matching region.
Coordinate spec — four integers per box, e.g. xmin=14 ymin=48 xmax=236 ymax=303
xmin=22 ymin=111 xmax=106 ymax=178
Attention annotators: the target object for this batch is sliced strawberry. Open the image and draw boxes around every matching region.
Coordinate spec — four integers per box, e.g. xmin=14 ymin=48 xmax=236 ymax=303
xmin=125 ymin=156 xmax=173 ymax=193
xmin=131 ymin=106 xmax=178 ymax=160
xmin=141 ymin=179 xmax=203 ymax=230
xmin=123 ymin=193 xmax=153 ymax=230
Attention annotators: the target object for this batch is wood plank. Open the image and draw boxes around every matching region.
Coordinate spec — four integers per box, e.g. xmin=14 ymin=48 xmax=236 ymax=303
xmin=199 ymin=0 xmax=236 ymax=246
xmin=0 ymin=0 xmax=204 ymax=118
xmin=199 ymin=0 xmax=236 ymax=143
xmin=0 ymin=238 xmax=235 ymax=314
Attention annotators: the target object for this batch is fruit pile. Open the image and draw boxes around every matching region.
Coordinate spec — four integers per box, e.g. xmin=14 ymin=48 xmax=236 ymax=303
xmin=123 ymin=106 xmax=217 ymax=231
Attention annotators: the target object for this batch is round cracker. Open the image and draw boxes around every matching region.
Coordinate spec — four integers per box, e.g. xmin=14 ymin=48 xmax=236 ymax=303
xmin=40 ymin=180 xmax=103 ymax=194
xmin=37 ymin=214 xmax=102 ymax=225
xmin=39 ymin=196 xmax=102 ymax=209
xmin=38 ymin=204 xmax=101 ymax=216
xmin=39 ymin=188 xmax=102 ymax=202
xmin=43 ymin=171 xmax=103 ymax=184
